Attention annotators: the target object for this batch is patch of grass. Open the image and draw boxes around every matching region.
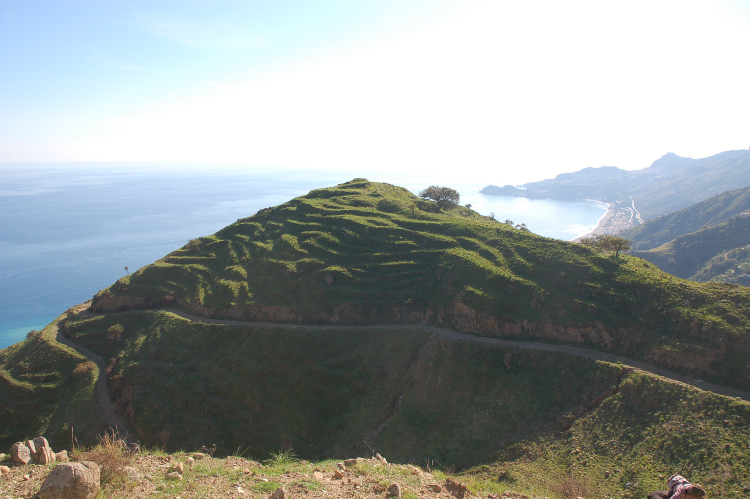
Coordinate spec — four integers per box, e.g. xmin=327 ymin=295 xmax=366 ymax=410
xmin=292 ymin=478 xmax=324 ymax=491
xmin=250 ymin=480 xmax=282 ymax=493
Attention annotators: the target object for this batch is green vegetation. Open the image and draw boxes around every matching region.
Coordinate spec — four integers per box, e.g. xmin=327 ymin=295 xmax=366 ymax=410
xmin=418 ymin=185 xmax=460 ymax=212
xmin=0 ymin=312 xmax=106 ymax=450
xmin=50 ymin=310 xmax=750 ymax=498
xmin=3 ymin=178 xmax=750 ymax=497
xmin=694 ymin=245 xmax=750 ymax=285
xmin=580 ymin=234 xmax=631 ymax=258
xmin=90 ymin=179 xmax=750 ymax=390
xmin=624 ymin=185 xmax=750 ymax=251
xmin=632 ymin=215 xmax=750 ymax=280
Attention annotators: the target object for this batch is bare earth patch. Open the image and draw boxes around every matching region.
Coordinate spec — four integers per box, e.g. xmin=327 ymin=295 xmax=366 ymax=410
xmin=0 ymin=453 xmax=537 ymax=499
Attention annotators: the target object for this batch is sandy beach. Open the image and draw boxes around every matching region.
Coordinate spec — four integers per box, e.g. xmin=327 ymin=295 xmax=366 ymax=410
xmin=574 ymin=201 xmax=639 ymax=241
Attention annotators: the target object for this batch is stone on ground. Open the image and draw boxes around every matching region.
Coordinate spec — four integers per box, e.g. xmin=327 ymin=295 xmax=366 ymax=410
xmin=387 ymin=482 xmax=402 ymax=498
xmin=37 ymin=461 xmax=100 ymax=499
xmin=270 ymin=485 xmax=287 ymax=498
xmin=33 ymin=437 xmax=55 ymax=465
xmin=25 ymin=440 xmax=36 ymax=459
xmin=10 ymin=442 xmax=31 ymax=465
xmin=445 ymin=478 xmax=469 ymax=499
xmin=56 ymin=450 xmax=69 ymax=462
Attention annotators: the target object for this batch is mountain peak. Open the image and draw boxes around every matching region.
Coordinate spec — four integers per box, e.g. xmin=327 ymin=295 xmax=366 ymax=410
xmin=647 ymin=152 xmax=694 ymax=172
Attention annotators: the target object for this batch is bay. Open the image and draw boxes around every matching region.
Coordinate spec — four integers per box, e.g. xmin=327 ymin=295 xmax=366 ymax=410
xmin=0 ymin=164 xmax=606 ymax=349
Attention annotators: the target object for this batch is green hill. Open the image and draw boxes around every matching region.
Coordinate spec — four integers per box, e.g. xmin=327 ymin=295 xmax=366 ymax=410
xmin=2 ymin=179 xmax=750 ymax=497
xmin=0 ymin=311 xmax=106 ymax=450
xmin=90 ymin=179 xmax=750 ymax=391
xmin=632 ymin=215 xmax=750 ymax=281
xmin=693 ymin=245 xmax=750 ymax=285
xmin=57 ymin=310 xmax=750 ymax=498
xmin=624 ymin=185 xmax=750 ymax=251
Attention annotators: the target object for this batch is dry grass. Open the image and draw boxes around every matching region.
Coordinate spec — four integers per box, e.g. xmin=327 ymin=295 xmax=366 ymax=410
xmin=72 ymin=360 xmax=96 ymax=379
xmin=551 ymin=476 xmax=589 ymax=499
xmin=74 ymin=430 xmax=132 ymax=489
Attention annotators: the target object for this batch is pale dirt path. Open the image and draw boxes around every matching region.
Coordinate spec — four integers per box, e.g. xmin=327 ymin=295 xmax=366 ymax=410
xmin=75 ymin=306 xmax=750 ymax=403
xmin=54 ymin=312 xmax=137 ymax=445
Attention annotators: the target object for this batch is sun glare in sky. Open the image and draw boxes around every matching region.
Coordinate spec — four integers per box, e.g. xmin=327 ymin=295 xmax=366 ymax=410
xmin=1 ymin=0 xmax=749 ymax=184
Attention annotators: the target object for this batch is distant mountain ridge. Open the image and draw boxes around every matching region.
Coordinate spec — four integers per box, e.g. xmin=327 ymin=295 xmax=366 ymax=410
xmin=623 ymin=184 xmax=750 ymax=251
xmin=632 ymin=214 xmax=750 ymax=280
xmin=481 ymin=149 xmax=750 ymax=221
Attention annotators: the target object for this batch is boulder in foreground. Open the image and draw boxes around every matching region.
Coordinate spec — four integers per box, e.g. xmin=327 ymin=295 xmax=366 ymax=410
xmin=37 ymin=461 xmax=100 ymax=499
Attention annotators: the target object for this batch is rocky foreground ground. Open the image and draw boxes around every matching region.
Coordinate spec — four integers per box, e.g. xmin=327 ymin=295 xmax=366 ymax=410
xmin=1 ymin=450 xmax=541 ymax=499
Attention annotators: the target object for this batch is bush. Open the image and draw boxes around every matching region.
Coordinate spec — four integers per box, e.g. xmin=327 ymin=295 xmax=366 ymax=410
xmin=107 ymin=324 xmax=124 ymax=342
xmin=73 ymin=361 xmax=97 ymax=380
xmin=74 ymin=431 xmax=132 ymax=489
xmin=377 ymin=198 xmax=404 ymax=213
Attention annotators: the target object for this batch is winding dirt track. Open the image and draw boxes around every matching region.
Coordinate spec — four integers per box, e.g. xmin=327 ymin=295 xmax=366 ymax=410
xmin=54 ymin=318 xmax=137 ymax=445
xmin=58 ymin=307 xmax=750 ymax=438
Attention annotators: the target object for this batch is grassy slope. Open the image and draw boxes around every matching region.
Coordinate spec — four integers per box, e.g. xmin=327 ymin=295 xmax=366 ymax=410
xmin=694 ymin=246 xmax=750 ymax=285
xmin=61 ymin=309 xmax=750 ymax=499
xmin=0 ymin=312 xmax=106 ymax=450
xmin=91 ymin=179 xmax=750 ymax=390
xmin=624 ymin=185 xmax=750 ymax=251
xmin=632 ymin=216 xmax=750 ymax=280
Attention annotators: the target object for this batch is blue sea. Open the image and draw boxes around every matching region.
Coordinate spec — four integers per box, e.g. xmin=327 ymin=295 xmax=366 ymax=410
xmin=0 ymin=164 xmax=606 ymax=349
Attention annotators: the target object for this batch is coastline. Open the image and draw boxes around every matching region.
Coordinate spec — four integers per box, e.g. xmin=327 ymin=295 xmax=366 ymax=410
xmin=574 ymin=203 xmax=614 ymax=241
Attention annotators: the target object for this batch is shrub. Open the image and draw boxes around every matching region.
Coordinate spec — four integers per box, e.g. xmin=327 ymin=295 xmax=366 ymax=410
xmin=73 ymin=361 xmax=97 ymax=380
xmin=74 ymin=430 xmax=132 ymax=489
xmin=107 ymin=324 xmax=124 ymax=342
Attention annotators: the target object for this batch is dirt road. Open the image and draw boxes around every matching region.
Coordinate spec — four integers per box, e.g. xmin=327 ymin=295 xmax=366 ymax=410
xmin=60 ymin=306 xmax=750 ymax=437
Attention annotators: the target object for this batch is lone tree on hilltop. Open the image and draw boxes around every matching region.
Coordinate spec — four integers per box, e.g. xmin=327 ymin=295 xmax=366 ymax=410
xmin=580 ymin=234 xmax=631 ymax=258
xmin=418 ymin=186 xmax=460 ymax=212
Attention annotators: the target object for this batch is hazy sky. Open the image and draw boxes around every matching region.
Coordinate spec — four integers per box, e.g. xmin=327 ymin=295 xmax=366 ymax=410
xmin=2 ymin=0 xmax=749 ymax=184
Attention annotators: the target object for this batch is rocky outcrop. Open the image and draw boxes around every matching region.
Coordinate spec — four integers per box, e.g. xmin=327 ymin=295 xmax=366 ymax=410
xmin=646 ymin=346 xmax=716 ymax=375
xmin=9 ymin=437 xmax=65 ymax=466
xmin=37 ymin=461 xmax=100 ymax=499
xmin=451 ymin=301 xmax=617 ymax=349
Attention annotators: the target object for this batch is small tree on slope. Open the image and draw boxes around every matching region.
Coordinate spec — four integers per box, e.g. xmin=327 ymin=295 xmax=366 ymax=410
xmin=418 ymin=186 xmax=460 ymax=212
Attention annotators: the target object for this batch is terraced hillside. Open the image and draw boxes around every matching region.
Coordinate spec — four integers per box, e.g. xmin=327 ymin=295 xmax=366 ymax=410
xmin=4 ymin=179 xmax=750 ymax=498
xmin=91 ymin=179 xmax=750 ymax=390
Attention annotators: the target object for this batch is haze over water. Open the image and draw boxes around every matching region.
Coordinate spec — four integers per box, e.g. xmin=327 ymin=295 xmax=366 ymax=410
xmin=0 ymin=165 xmax=606 ymax=349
